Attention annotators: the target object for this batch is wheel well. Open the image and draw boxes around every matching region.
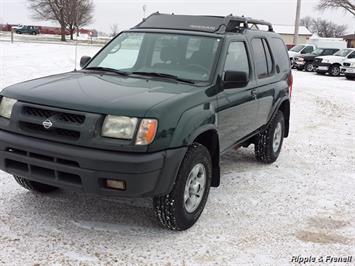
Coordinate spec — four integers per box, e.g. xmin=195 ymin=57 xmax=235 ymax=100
xmin=194 ymin=130 xmax=220 ymax=187
xmin=279 ymin=100 xmax=290 ymax=137
xmin=331 ymin=63 xmax=341 ymax=67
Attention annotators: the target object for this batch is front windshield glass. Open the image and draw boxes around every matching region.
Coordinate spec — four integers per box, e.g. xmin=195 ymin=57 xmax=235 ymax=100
xmin=87 ymin=32 xmax=221 ymax=82
xmin=333 ymin=49 xmax=352 ymax=57
xmin=290 ymin=45 xmax=305 ymax=52
xmin=311 ymin=48 xmax=324 ymax=56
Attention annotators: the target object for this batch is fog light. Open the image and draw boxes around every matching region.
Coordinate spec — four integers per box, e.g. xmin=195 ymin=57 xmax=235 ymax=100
xmin=105 ymin=179 xmax=126 ymax=190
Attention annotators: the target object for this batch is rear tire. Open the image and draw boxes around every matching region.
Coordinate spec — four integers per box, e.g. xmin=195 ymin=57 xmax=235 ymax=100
xmin=153 ymin=143 xmax=212 ymax=231
xmin=255 ymin=111 xmax=285 ymax=164
xmin=13 ymin=175 xmax=58 ymax=193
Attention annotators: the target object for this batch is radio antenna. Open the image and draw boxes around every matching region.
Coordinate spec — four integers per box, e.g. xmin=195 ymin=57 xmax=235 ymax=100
xmin=74 ymin=26 xmax=78 ymax=71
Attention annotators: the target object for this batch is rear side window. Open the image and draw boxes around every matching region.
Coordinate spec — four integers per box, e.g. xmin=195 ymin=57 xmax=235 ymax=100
xmin=251 ymin=38 xmax=273 ymax=78
xmin=251 ymin=38 xmax=268 ymax=78
xmin=269 ymin=38 xmax=290 ymax=72
xmin=224 ymin=42 xmax=250 ymax=76
xmin=262 ymin=39 xmax=273 ymax=74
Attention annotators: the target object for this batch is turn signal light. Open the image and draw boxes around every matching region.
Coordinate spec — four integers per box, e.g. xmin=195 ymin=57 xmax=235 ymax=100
xmin=105 ymin=179 xmax=126 ymax=190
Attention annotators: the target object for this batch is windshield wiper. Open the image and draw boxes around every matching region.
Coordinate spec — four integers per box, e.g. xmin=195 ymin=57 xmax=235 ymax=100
xmin=84 ymin=66 xmax=130 ymax=76
xmin=131 ymin=71 xmax=195 ymax=84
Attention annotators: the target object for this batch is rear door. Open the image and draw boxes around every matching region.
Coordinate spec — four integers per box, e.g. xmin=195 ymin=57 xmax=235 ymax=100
xmin=250 ymin=38 xmax=276 ymax=127
xmin=252 ymin=37 xmax=290 ymax=127
xmin=217 ymin=39 xmax=259 ymax=152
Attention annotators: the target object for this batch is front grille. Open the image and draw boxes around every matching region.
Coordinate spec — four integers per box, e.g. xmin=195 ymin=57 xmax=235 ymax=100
xmin=23 ymin=106 xmax=85 ymax=124
xmin=343 ymin=63 xmax=351 ymax=67
xmin=17 ymin=104 xmax=87 ymax=142
xmin=20 ymin=122 xmax=80 ymax=141
xmin=5 ymin=147 xmax=82 ymax=185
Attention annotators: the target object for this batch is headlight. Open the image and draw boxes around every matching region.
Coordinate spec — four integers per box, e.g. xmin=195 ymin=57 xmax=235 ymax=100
xmin=135 ymin=119 xmax=158 ymax=145
xmin=298 ymin=58 xmax=304 ymax=61
xmin=102 ymin=115 xmax=138 ymax=139
xmin=0 ymin=97 xmax=17 ymax=119
xmin=101 ymin=115 xmax=158 ymax=145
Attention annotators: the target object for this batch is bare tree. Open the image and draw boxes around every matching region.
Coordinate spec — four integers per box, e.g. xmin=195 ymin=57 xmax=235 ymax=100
xmin=317 ymin=0 xmax=355 ymax=16
xmin=28 ymin=0 xmax=94 ymax=41
xmin=65 ymin=0 xmax=94 ymax=40
xmin=300 ymin=16 xmax=313 ymax=30
xmin=28 ymin=0 xmax=69 ymax=41
xmin=110 ymin=23 xmax=119 ymax=37
xmin=300 ymin=16 xmax=348 ymax=37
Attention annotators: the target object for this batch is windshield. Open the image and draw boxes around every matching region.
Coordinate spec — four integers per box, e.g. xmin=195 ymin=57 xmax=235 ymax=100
xmin=333 ymin=49 xmax=352 ymax=57
xmin=87 ymin=32 xmax=221 ymax=82
xmin=290 ymin=45 xmax=305 ymax=52
xmin=311 ymin=48 xmax=324 ymax=56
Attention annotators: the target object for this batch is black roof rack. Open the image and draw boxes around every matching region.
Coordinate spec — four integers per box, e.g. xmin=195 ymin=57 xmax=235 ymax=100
xmin=133 ymin=13 xmax=274 ymax=34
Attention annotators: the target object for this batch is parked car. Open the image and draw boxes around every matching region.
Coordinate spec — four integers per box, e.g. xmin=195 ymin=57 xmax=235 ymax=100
xmin=314 ymin=48 xmax=355 ymax=76
xmin=0 ymin=13 xmax=292 ymax=230
xmin=294 ymin=48 xmax=339 ymax=72
xmin=342 ymin=59 xmax=355 ymax=80
xmin=288 ymin=44 xmax=316 ymax=66
xmin=15 ymin=25 xmax=39 ymax=35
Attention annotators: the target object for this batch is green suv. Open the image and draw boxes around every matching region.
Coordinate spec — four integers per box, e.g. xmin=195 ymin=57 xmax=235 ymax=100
xmin=15 ymin=25 xmax=39 ymax=35
xmin=0 ymin=13 xmax=292 ymax=230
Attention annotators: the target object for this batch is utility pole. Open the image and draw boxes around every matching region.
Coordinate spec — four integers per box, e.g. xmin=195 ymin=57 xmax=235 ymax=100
xmin=293 ymin=0 xmax=302 ymax=45
xmin=143 ymin=5 xmax=147 ymax=19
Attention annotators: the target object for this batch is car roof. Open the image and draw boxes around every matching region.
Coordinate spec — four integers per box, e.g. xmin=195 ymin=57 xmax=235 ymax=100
xmin=133 ymin=12 xmax=274 ymax=35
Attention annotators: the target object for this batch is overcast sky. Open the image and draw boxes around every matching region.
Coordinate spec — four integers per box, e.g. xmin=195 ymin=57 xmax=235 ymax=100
xmin=1 ymin=0 xmax=354 ymax=34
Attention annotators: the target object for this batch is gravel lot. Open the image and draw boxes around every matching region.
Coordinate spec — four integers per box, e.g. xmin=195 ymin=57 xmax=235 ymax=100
xmin=0 ymin=42 xmax=354 ymax=265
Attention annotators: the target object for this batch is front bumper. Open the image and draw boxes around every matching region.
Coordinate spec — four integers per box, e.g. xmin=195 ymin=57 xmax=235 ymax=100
xmin=341 ymin=67 xmax=355 ymax=76
xmin=0 ymin=130 xmax=187 ymax=197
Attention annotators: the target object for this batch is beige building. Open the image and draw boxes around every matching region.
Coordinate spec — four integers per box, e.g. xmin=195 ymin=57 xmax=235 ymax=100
xmin=343 ymin=34 xmax=355 ymax=48
xmin=273 ymin=25 xmax=312 ymax=47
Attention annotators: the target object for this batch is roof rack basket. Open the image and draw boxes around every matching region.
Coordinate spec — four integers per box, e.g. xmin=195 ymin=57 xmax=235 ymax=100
xmin=134 ymin=13 xmax=274 ymax=34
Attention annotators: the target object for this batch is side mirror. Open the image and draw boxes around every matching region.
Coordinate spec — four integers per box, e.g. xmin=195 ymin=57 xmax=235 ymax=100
xmin=223 ymin=71 xmax=249 ymax=89
xmin=80 ymin=56 xmax=91 ymax=68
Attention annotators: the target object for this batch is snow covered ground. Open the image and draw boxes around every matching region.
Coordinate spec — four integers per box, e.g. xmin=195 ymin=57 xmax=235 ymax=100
xmin=0 ymin=42 xmax=354 ymax=265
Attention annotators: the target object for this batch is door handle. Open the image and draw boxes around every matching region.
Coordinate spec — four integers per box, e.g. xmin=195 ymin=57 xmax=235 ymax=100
xmin=251 ymin=89 xmax=257 ymax=100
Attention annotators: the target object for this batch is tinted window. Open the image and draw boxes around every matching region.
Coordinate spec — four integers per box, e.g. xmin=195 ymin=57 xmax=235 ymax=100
xmin=251 ymin=38 xmax=268 ymax=78
xmin=302 ymin=46 xmax=314 ymax=54
xmin=224 ymin=42 xmax=249 ymax=76
xmin=323 ymin=49 xmax=338 ymax=55
xmin=348 ymin=52 xmax=355 ymax=59
xmin=262 ymin=39 xmax=273 ymax=73
xmin=270 ymin=38 xmax=290 ymax=72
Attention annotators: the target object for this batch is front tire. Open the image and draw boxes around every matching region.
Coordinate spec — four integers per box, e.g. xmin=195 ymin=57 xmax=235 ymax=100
xmin=255 ymin=111 xmax=285 ymax=164
xmin=329 ymin=65 xmax=340 ymax=76
xmin=345 ymin=75 xmax=354 ymax=80
xmin=13 ymin=175 xmax=58 ymax=193
xmin=153 ymin=143 xmax=212 ymax=231
xmin=305 ymin=62 xmax=314 ymax=72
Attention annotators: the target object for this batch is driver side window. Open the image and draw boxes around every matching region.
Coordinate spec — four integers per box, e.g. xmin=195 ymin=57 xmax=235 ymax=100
xmin=301 ymin=46 xmax=313 ymax=54
xmin=348 ymin=52 xmax=355 ymax=59
xmin=224 ymin=42 xmax=250 ymax=77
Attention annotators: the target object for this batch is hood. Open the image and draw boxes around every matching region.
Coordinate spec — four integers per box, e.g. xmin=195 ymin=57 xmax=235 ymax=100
xmin=2 ymin=71 xmax=196 ymax=117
